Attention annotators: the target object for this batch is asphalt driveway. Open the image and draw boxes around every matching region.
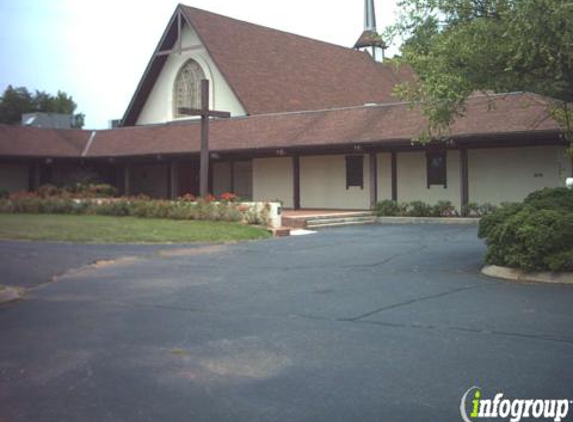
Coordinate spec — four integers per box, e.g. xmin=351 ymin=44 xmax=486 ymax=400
xmin=1 ymin=224 xmax=572 ymax=422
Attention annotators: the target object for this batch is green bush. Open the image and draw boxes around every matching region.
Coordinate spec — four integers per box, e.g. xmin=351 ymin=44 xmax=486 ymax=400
xmin=523 ymin=187 xmax=573 ymax=211
xmin=432 ymin=200 xmax=457 ymax=217
xmin=478 ymin=203 xmax=498 ymax=216
xmin=36 ymin=184 xmax=63 ymax=198
xmin=406 ymin=201 xmax=434 ymax=217
xmin=0 ymin=189 xmax=9 ymax=199
xmin=478 ymin=202 xmax=523 ymax=239
xmin=93 ymin=200 xmax=131 ymax=217
xmin=375 ymin=200 xmax=401 ymax=216
xmin=0 ymin=195 xmax=256 ymax=225
xmin=67 ymin=183 xmax=117 ymax=198
xmin=479 ymin=188 xmax=573 ymax=272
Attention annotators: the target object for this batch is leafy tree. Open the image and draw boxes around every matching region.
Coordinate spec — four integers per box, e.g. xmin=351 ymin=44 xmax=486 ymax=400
xmin=0 ymin=86 xmax=34 ymax=126
xmin=0 ymin=85 xmax=85 ymax=128
xmin=386 ymin=0 xmax=573 ymax=144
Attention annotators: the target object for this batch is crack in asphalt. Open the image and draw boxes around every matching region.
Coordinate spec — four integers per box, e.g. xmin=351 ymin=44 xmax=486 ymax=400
xmin=177 ymin=244 xmax=432 ymax=272
xmin=339 ymin=244 xmax=429 ymax=269
xmin=340 ymin=285 xmax=479 ymax=322
xmin=114 ymin=299 xmax=573 ymax=346
xmin=24 ymin=292 xmax=573 ymax=347
xmin=355 ymin=319 xmax=573 ymax=345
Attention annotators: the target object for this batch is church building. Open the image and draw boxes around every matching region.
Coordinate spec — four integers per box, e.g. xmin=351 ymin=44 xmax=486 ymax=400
xmin=0 ymin=2 xmax=569 ymax=211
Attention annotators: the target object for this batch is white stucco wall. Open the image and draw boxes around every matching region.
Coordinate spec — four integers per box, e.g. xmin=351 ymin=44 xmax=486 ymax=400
xmin=248 ymin=146 xmax=571 ymax=210
xmin=396 ymin=150 xmax=461 ymax=207
xmin=468 ymin=145 xmax=570 ymax=204
xmin=377 ymin=153 xmax=393 ymax=201
xmin=136 ymin=23 xmax=246 ymax=125
xmin=253 ymin=157 xmax=293 ymax=208
xmin=300 ymin=155 xmax=370 ymax=209
xmin=0 ymin=163 xmax=29 ymax=193
xmin=130 ymin=164 xmax=169 ymax=198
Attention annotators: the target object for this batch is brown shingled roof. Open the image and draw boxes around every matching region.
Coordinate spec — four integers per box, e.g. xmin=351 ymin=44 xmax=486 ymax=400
xmin=0 ymin=125 xmax=90 ymax=158
xmin=181 ymin=6 xmax=405 ymax=113
xmin=122 ymin=5 xmax=410 ymax=125
xmin=0 ymin=93 xmax=560 ymax=159
xmin=91 ymin=92 xmax=561 ymax=158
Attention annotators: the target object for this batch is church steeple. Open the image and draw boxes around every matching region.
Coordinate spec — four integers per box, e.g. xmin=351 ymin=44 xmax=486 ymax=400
xmin=354 ymin=0 xmax=386 ymax=62
xmin=364 ymin=0 xmax=377 ymax=32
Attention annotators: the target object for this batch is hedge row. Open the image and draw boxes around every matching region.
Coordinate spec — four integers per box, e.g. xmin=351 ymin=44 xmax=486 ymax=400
xmin=0 ymin=196 xmax=270 ymax=226
xmin=478 ymin=188 xmax=573 ymax=272
xmin=375 ymin=200 xmax=497 ymax=217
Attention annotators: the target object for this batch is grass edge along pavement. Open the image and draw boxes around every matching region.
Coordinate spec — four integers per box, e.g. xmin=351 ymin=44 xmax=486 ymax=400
xmin=0 ymin=213 xmax=271 ymax=244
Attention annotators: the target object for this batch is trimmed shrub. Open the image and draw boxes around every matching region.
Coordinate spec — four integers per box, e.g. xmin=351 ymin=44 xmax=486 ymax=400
xmin=523 ymin=187 xmax=573 ymax=211
xmin=375 ymin=200 xmax=400 ymax=216
xmin=478 ymin=203 xmax=498 ymax=216
xmin=463 ymin=202 xmax=481 ymax=217
xmin=36 ymin=184 xmax=63 ymax=198
xmin=479 ymin=188 xmax=573 ymax=272
xmin=478 ymin=202 xmax=523 ymax=239
xmin=93 ymin=200 xmax=131 ymax=217
xmin=68 ymin=183 xmax=117 ymax=198
xmin=406 ymin=201 xmax=434 ymax=217
xmin=432 ymin=200 xmax=457 ymax=217
xmin=0 ymin=196 xmax=258 ymax=225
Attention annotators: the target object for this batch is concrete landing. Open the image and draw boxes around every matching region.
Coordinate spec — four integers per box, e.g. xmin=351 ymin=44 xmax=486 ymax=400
xmin=282 ymin=210 xmax=376 ymax=229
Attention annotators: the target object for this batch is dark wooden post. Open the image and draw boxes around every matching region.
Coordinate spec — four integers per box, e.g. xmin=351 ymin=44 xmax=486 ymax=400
xmin=178 ymin=79 xmax=231 ymax=198
xmin=391 ymin=152 xmax=398 ymax=202
xmin=229 ymin=160 xmax=235 ymax=193
xmin=460 ymin=148 xmax=469 ymax=216
xmin=293 ymin=155 xmax=301 ymax=210
xmin=199 ymin=80 xmax=210 ymax=197
xmin=369 ymin=152 xmax=378 ymax=209
xmin=28 ymin=162 xmax=40 ymax=191
xmin=169 ymin=161 xmax=178 ymax=199
xmin=124 ymin=163 xmax=131 ymax=196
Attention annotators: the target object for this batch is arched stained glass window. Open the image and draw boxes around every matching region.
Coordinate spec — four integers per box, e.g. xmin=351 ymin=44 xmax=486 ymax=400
xmin=173 ymin=59 xmax=205 ymax=118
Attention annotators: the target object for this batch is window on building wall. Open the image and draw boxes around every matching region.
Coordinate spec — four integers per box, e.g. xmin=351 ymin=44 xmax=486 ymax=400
xmin=173 ymin=59 xmax=205 ymax=118
xmin=346 ymin=155 xmax=364 ymax=189
xmin=426 ymin=151 xmax=447 ymax=188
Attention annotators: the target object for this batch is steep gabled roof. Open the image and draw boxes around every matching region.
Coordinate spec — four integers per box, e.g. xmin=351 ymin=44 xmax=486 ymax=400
xmin=122 ymin=4 xmax=411 ymax=126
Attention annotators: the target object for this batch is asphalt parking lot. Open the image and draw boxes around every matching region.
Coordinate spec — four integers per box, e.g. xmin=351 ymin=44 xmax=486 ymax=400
xmin=1 ymin=224 xmax=572 ymax=422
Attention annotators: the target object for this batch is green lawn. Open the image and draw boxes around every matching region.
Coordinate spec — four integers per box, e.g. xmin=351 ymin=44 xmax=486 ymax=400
xmin=0 ymin=214 xmax=271 ymax=243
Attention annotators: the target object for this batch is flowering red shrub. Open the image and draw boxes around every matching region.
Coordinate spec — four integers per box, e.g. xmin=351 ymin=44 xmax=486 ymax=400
xmin=178 ymin=193 xmax=196 ymax=202
xmin=219 ymin=192 xmax=239 ymax=202
xmin=9 ymin=191 xmax=39 ymax=200
xmin=37 ymin=184 xmax=65 ymax=198
xmin=203 ymin=194 xmax=216 ymax=202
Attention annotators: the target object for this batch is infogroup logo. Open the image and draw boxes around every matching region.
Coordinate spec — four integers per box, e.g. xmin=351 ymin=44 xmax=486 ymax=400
xmin=460 ymin=387 xmax=571 ymax=422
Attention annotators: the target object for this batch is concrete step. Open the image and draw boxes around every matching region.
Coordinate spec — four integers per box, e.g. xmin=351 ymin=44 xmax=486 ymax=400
xmin=269 ymin=227 xmax=291 ymax=237
xmin=306 ymin=215 xmax=377 ymax=229
xmin=308 ymin=220 xmax=377 ymax=229
xmin=307 ymin=217 xmax=376 ymax=226
xmin=281 ymin=217 xmax=308 ymax=230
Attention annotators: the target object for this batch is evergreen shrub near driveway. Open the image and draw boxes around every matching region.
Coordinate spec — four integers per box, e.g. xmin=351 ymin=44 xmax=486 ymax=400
xmin=478 ymin=188 xmax=573 ymax=272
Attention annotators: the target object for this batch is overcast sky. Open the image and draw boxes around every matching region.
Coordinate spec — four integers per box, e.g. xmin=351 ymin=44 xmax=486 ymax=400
xmin=0 ymin=0 xmax=400 ymax=129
